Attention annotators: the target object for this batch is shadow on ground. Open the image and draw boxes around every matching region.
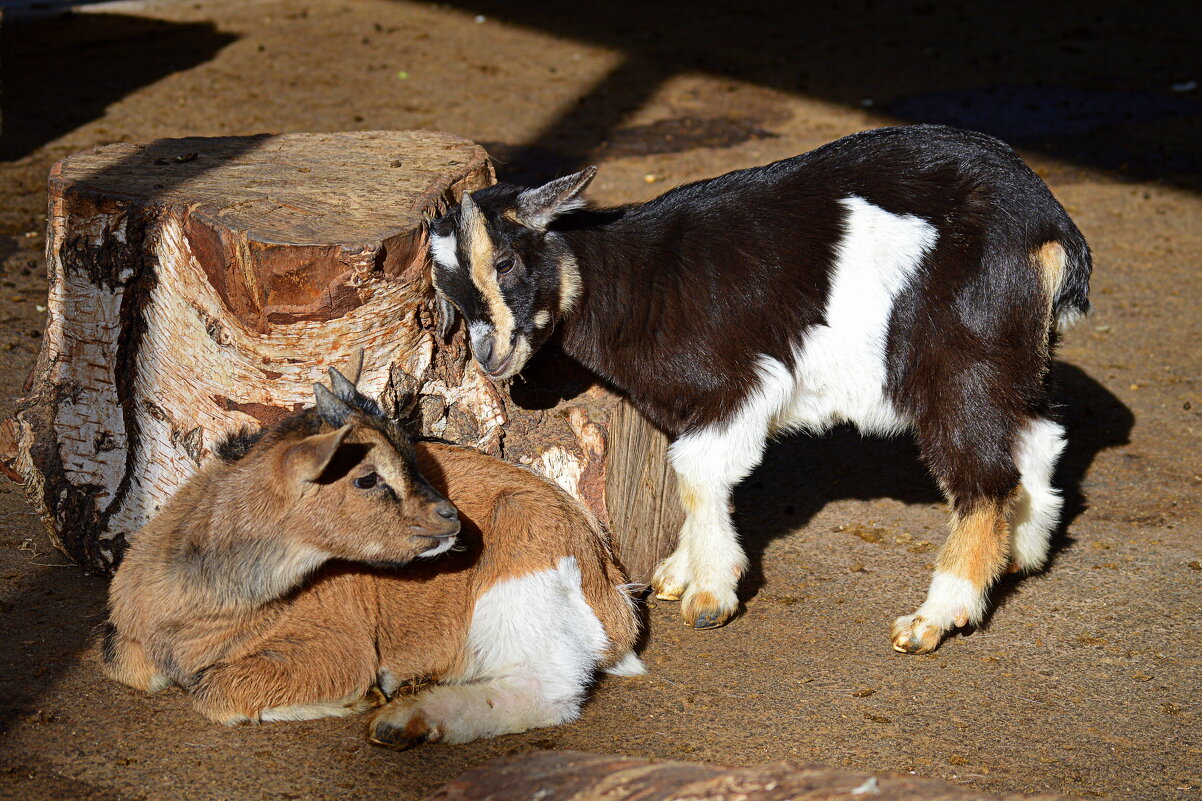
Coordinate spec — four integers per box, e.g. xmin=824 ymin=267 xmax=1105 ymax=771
xmin=441 ymin=0 xmax=1202 ymax=189
xmin=0 ymin=546 xmax=108 ymax=735
xmin=732 ymin=362 xmax=1135 ymax=602
xmin=0 ymin=10 xmax=237 ymax=160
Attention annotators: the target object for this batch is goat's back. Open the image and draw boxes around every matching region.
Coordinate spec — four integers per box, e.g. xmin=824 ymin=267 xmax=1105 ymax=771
xmin=376 ymin=442 xmax=639 ymax=668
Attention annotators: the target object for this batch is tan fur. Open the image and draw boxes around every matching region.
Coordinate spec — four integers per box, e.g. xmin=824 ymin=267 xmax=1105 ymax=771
xmin=935 ymin=497 xmax=1013 ymax=592
xmin=462 ymin=193 xmax=517 ymax=357
xmin=409 ymin=444 xmax=639 ymax=667
xmin=1033 ymin=241 xmax=1066 ymax=311
xmin=557 ymin=250 xmax=582 ymax=313
xmin=104 ymin=416 xmax=638 ymax=729
xmin=1031 ymin=241 xmax=1068 ymax=361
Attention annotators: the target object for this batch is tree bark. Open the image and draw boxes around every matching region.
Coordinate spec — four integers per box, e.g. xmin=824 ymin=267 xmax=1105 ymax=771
xmin=0 ymin=131 xmax=680 ymax=578
xmin=425 ymin=751 xmax=1069 ymax=801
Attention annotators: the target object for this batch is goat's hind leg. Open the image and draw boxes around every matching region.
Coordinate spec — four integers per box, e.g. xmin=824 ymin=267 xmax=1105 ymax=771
xmin=368 ymin=671 xmax=579 ymax=749
xmin=891 ymin=409 xmax=1023 ymax=654
xmin=1009 ymin=416 xmax=1067 ymax=574
xmin=891 ymin=493 xmax=1014 ymax=654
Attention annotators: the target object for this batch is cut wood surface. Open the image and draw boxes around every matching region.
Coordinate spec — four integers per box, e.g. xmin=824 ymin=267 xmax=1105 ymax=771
xmin=0 ymin=130 xmax=680 ymax=577
xmin=426 ymin=751 xmax=1069 ymax=801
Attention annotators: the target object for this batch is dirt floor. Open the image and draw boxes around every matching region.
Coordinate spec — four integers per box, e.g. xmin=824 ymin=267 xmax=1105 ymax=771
xmin=1 ymin=1 xmax=1199 ymax=799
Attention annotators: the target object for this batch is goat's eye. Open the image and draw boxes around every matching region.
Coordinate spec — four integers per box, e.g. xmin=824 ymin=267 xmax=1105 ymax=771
xmin=354 ymin=472 xmax=378 ymax=489
xmin=495 ymin=257 xmax=515 ymax=275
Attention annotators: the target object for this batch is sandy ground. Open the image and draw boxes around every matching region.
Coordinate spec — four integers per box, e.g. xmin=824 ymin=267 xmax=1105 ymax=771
xmin=1 ymin=1 xmax=1199 ymax=799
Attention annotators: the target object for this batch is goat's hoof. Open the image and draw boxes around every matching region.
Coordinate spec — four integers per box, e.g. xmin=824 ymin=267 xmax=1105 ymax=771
xmin=356 ymin=686 xmax=389 ymax=710
xmin=890 ymin=614 xmax=943 ymax=654
xmin=367 ymin=707 xmax=434 ymax=750
xmin=650 ymin=555 xmax=690 ymax=602
xmin=682 ymin=589 xmax=737 ymax=630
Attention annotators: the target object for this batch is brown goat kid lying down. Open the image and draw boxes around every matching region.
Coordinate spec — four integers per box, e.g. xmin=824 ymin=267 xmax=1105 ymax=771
xmin=102 ymin=371 xmax=643 ymax=748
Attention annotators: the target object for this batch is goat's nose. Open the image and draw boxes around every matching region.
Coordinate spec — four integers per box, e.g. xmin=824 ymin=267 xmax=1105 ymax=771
xmin=473 ymin=337 xmax=493 ymax=367
xmin=434 ymin=502 xmax=458 ymax=521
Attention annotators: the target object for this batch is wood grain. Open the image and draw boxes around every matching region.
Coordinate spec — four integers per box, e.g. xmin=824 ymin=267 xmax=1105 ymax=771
xmin=2 ymin=131 xmax=682 ymax=580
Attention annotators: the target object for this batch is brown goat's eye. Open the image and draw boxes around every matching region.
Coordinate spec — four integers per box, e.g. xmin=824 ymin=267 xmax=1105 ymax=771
xmin=354 ymin=472 xmax=378 ymax=489
xmin=495 ymin=257 xmax=515 ymax=275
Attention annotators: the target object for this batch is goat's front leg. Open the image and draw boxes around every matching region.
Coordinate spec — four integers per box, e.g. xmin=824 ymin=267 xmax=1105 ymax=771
xmin=189 ymin=633 xmax=380 ymax=725
xmin=653 ymin=418 xmax=766 ymax=629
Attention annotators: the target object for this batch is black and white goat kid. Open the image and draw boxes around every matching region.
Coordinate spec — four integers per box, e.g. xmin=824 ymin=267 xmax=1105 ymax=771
xmin=428 ymin=125 xmax=1091 ymax=654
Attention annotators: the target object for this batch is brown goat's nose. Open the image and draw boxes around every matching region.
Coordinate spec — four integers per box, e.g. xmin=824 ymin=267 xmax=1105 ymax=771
xmin=435 ymin=502 xmax=458 ymax=521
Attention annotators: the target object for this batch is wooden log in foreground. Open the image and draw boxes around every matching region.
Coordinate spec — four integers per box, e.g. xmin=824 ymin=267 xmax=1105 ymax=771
xmin=427 ymin=752 xmax=1068 ymax=801
xmin=0 ymin=131 xmax=681 ymax=578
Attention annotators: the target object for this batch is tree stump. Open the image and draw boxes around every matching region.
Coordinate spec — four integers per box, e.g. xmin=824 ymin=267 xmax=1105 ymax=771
xmin=0 ymin=131 xmax=681 ymax=578
xmin=426 ymin=752 xmax=1070 ymax=801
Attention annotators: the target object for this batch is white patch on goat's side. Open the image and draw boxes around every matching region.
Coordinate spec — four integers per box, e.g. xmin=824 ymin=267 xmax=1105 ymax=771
xmin=533 ymin=310 xmax=551 ymax=329
xmin=458 ymin=556 xmax=608 ymax=693
xmin=659 ymin=198 xmax=933 ymax=611
xmin=418 ymin=537 xmax=456 ymax=559
xmin=377 ymin=557 xmax=611 ymax=743
xmin=1009 ymin=416 xmax=1067 ymax=572
xmin=916 ymin=570 xmax=985 ymax=627
xmin=429 ymin=233 xmax=459 ymax=270
xmin=778 ymin=195 xmax=936 ymax=436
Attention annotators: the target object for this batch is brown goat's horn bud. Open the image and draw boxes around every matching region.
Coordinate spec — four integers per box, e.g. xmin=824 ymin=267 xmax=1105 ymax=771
xmin=346 ymin=348 xmax=365 ymax=384
xmin=328 ymin=367 xmax=357 ymax=402
xmin=313 ymin=382 xmax=353 ymax=424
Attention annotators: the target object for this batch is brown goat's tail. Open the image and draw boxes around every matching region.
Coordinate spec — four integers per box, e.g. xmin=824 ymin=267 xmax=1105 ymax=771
xmin=554 ymin=495 xmax=644 ymax=672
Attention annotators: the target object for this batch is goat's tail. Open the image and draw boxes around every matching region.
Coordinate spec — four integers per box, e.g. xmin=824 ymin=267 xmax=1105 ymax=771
xmin=1050 ymin=228 xmax=1092 ymax=328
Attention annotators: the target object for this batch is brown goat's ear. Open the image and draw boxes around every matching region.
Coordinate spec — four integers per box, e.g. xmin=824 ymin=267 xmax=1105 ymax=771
xmin=287 ymin=424 xmax=353 ymax=483
xmin=515 ymin=166 xmax=597 ymax=230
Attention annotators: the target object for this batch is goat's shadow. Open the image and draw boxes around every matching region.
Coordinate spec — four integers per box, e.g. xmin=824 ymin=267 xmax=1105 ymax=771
xmin=729 ymin=362 xmax=1134 ymax=605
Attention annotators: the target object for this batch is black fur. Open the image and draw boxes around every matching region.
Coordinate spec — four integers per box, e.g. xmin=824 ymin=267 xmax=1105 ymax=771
xmin=101 ymin=621 xmax=119 ymax=664
xmin=430 ymin=124 xmax=1093 ymax=635
xmin=442 ymin=124 xmax=1090 ymax=513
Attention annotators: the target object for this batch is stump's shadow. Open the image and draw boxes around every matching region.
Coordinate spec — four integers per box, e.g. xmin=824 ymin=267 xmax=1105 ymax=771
xmin=1 ymin=11 xmax=237 ymax=161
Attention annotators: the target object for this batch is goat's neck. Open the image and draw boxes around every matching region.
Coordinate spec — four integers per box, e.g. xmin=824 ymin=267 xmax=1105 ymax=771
xmin=557 ymin=214 xmax=679 ymax=389
xmin=177 ymin=530 xmax=326 ymax=611
xmin=171 ymin=483 xmax=328 ymax=611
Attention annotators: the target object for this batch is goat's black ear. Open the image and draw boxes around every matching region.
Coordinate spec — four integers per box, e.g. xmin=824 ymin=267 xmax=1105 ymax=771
xmin=516 ymin=166 xmax=598 ymax=230
xmin=436 ymin=294 xmax=458 ymax=341
xmin=313 ymin=382 xmax=353 ymax=425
